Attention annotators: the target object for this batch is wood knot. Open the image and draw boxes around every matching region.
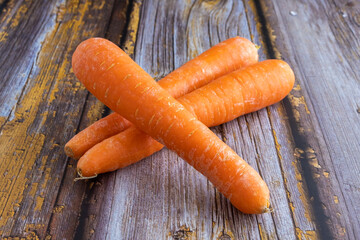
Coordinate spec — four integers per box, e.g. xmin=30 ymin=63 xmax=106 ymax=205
xmin=345 ymin=1 xmax=356 ymax=7
xmin=171 ymin=225 xmax=193 ymax=240
xmin=218 ymin=233 xmax=232 ymax=240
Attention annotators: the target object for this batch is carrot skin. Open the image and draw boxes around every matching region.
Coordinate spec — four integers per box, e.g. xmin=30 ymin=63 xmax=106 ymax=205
xmin=79 ymin=127 xmax=164 ymax=172
xmin=72 ymin=38 xmax=270 ymax=214
xmin=78 ymin=59 xmax=295 ymax=177
xmin=181 ymin=59 xmax=295 ymax=127
xmin=64 ymin=114 xmax=131 ymax=159
xmin=158 ymin=36 xmax=259 ymax=98
xmin=65 ymin=37 xmax=258 ymax=159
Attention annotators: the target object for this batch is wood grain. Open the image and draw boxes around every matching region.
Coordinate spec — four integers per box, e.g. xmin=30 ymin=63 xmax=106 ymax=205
xmin=257 ymin=0 xmax=360 ymax=239
xmin=0 ymin=0 xmax=116 ymax=239
xmin=0 ymin=0 xmax=359 ymax=239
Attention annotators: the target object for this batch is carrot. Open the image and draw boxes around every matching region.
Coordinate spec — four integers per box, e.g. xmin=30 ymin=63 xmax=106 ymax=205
xmin=77 ymin=59 xmax=295 ymax=177
xmin=72 ymin=38 xmax=270 ymax=214
xmin=65 ymin=114 xmax=131 ymax=159
xmin=65 ymin=37 xmax=258 ymax=159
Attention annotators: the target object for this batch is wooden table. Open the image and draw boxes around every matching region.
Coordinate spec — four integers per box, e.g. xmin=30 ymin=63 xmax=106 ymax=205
xmin=0 ymin=0 xmax=359 ymax=239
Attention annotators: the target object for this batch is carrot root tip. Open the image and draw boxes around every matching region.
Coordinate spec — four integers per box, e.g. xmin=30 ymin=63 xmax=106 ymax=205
xmin=262 ymin=206 xmax=273 ymax=214
xmin=74 ymin=168 xmax=97 ymax=182
xmin=64 ymin=145 xmax=75 ymax=159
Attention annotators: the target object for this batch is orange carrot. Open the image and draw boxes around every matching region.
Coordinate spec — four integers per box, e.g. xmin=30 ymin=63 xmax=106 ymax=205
xmin=77 ymin=59 xmax=295 ymax=177
xmin=65 ymin=114 xmax=131 ymax=159
xmin=72 ymin=37 xmax=270 ymax=214
xmin=65 ymin=37 xmax=258 ymax=159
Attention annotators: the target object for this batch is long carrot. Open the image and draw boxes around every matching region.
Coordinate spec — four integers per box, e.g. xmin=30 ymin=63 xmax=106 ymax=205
xmin=65 ymin=37 xmax=258 ymax=159
xmin=72 ymin=38 xmax=270 ymax=214
xmin=77 ymin=59 xmax=295 ymax=177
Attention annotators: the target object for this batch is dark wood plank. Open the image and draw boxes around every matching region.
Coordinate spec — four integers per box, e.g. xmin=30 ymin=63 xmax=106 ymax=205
xmin=0 ymin=0 xmax=116 ymax=239
xmin=255 ymin=0 xmax=360 ymax=239
xmin=242 ymin=1 xmax=322 ymax=239
xmin=0 ymin=0 xmax=57 ymax=119
xmin=47 ymin=1 xmax=131 ymax=239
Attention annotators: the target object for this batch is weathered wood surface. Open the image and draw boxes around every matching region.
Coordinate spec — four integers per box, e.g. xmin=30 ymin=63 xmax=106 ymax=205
xmin=259 ymin=0 xmax=360 ymax=239
xmin=0 ymin=0 xmax=359 ymax=239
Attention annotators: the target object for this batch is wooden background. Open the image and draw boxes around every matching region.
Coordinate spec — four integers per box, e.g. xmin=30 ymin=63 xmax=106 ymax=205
xmin=0 ymin=0 xmax=359 ymax=239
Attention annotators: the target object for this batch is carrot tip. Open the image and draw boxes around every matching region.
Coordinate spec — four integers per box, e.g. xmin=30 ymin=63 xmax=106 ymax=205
xmin=64 ymin=145 xmax=75 ymax=159
xmin=262 ymin=205 xmax=273 ymax=214
xmin=74 ymin=168 xmax=97 ymax=182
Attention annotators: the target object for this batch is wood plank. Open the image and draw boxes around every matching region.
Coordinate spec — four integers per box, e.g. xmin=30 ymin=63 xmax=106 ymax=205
xmin=0 ymin=0 xmax=55 ymax=120
xmin=243 ymin=1 xmax=322 ymax=239
xmin=0 ymin=0 xmax=115 ymax=239
xmin=256 ymin=0 xmax=360 ymax=239
xmin=47 ymin=1 xmax=131 ymax=239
